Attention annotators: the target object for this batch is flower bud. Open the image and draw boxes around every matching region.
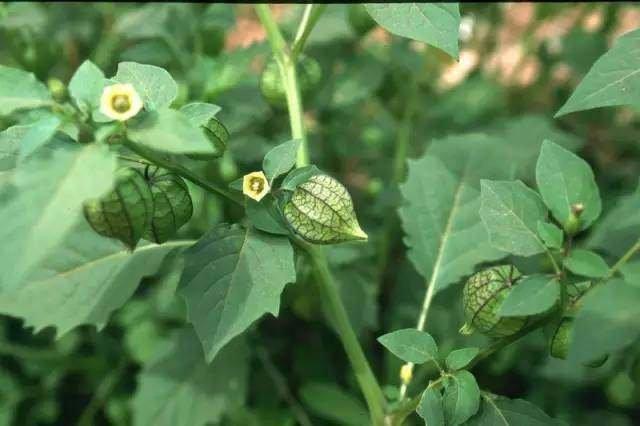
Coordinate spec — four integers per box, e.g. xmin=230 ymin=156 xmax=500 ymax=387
xmin=564 ymin=202 xmax=585 ymax=236
xmin=143 ymin=168 xmax=193 ymax=244
xmin=47 ymin=78 xmax=67 ymax=102
xmin=461 ymin=265 xmax=529 ymax=338
xmin=283 ymin=174 xmax=368 ymax=244
xmin=83 ymin=167 xmax=154 ymax=250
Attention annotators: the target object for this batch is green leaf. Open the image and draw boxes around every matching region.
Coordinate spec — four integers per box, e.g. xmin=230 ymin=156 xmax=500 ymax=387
xmin=446 ymin=347 xmax=479 ymax=371
xmin=537 ymin=221 xmax=563 ymax=250
xmin=466 ymin=394 xmax=561 ymax=425
xmin=17 ymin=116 xmax=60 ymax=162
xmin=179 ymin=102 xmax=221 ymax=126
xmin=262 ymin=139 xmax=301 ymax=184
xmin=499 ymin=275 xmax=560 ymax=317
xmin=399 ymin=143 xmax=505 ymax=295
xmin=377 ymin=328 xmax=438 ymax=364
xmin=417 ymin=386 xmax=445 ymax=426
xmin=0 ymin=219 xmax=189 ymax=335
xmin=299 ymin=383 xmax=368 ymax=426
xmin=0 ymin=142 xmax=116 ymax=291
xmin=178 ymin=224 xmax=296 ymax=361
xmin=587 ymin=180 xmax=640 ymax=258
xmin=127 ymin=109 xmax=217 ymax=155
xmin=535 ymin=140 xmax=601 ymax=232
xmin=283 ymin=174 xmax=368 ymax=244
xmin=563 ymin=249 xmax=609 ymax=278
xmin=281 ymin=165 xmax=322 ymax=191
xmin=245 ymin=196 xmax=289 ymax=236
xmin=443 ymin=370 xmax=481 ymax=425
xmin=68 ymin=60 xmax=105 ymax=114
xmin=480 ymin=180 xmax=548 ymax=257
xmin=132 ymin=328 xmax=249 ymax=426
xmin=0 ymin=65 xmax=52 ymax=115
xmin=556 ymin=29 xmax=640 ymax=117
xmin=620 ymin=261 xmax=640 ymax=287
xmin=114 ymin=61 xmax=178 ymax=110
xmin=364 ymin=4 xmax=460 ymax=58
xmin=570 ymin=279 xmax=640 ymax=364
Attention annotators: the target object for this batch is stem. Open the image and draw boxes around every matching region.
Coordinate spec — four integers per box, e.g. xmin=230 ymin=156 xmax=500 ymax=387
xmin=256 ymin=5 xmax=385 ymax=422
xmin=291 ymin=4 xmax=327 ymax=59
xmin=605 ymin=238 xmax=640 ymax=280
xmin=256 ymin=346 xmax=313 ymax=426
xmin=255 ymin=5 xmax=288 ymax=54
xmin=78 ymin=359 xmax=126 ymax=426
xmin=306 ymin=244 xmax=386 ymax=425
xmin=122 ymin=140 xmax=242 ymax=205
xmin=255 ymin=4 xmax=310 ymax=167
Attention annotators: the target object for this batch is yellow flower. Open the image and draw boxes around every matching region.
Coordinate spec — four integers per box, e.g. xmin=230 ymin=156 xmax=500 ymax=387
xmin=100 ymin=83 xmax=143 ymax=121
xmin=243 ymin=171 xmax=270 ymax=202
xmin=399 ymin=363 xmax=413 ymax=385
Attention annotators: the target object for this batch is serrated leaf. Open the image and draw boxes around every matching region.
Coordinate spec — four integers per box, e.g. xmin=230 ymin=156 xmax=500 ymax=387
xmin=283 ymin=174 xmax=367 ymax=244
xmin=262 ymin=139 xmax=300 ymax=184
xmin=446 ymin=347 xmax=479 ymax=371
xmin=179 ymin=102 xmax=221 ymax=126
xmin=466 ymin=394 xmax=562 ymax=425
xmin=68 ymin=60 xmax=106 ymax=114
xmin=443 ymin=370 xmax=481 ymax=425
xmin=143 ymin=170 xmax=193 ymax=244
xmin=281 ymin=165 xmax=323 ymax=191
xmin=178 ymin=224 xmax=296 ymax=361
xmin=377 ymin=329 xmax=438 ymax=364
xmin=499 ymin=275 xmax=560 ymax=317
xmin=400 ymin=139 xmax=506 ymax=295
xmin=0 ymin=142 xmax=116 ymax=291
xmin=132 ymin=328 xmax=249 ymax=426
xmin=417 ymin=386 xmax=445 ymax=426
xmin=364 ymin=3 xmax=460 ymax=58
xmin=300 ymin=383 xmax=368 ymax=426
xmin=570 ymin=279 xmax=640 ymax=364
xmin=480 ymin=180 xmax=548 ymax=257
xmin=537 ymin=221 xmax=563 ymax=250
xmin=114 ymin=61 xmax=177 ymax=110
xmin=0 ymin=219 xmax=189 ymax=335
xmin=535 ymin=140 xmax=601 ymax=232
xmin=0 ymin=65 xmax=52 ymax=115
xmin=563 ymin=249 xmax=609 ymax=278
xmin=556 ymin=29 xmax=640 ymax=117
xmin=127 ymin=109 xmax=217 ymax=155
xmin=83 ymin=167 xmax=154 ymax=250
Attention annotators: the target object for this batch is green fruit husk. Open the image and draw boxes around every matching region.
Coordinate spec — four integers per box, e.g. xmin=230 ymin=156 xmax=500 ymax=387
xmin=83 ymin=167 xmax=154 ymax=250
xmin=462 ymin=265 xmax=529 ymax=338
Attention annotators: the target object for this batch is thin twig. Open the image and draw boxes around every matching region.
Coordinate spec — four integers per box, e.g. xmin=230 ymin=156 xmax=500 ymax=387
xmin=256 ymin=346 xmax=314 ymax=426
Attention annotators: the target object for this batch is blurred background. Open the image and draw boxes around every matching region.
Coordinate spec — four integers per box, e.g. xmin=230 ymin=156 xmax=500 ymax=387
xmin=1 ymin=3 xmax=639 ymax=425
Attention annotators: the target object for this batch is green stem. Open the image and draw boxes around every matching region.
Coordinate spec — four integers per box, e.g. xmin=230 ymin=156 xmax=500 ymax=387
xmin=605 ymin=238 xmax=640 ymax=280
xmin=255 ymin=4 xmax=309 ymax=167
xmin=291 ymin=4 xmax=327 ymax=59
xmin=77 ymin=359 xmax=126 ymax=426
xmin=122 ymin=140 xmax=242 ymax=205
xmin=306 ymin=244 xmax=386 ymax=425
xmin=256 ymin=5 xmax=385 ymax=422
xmin=256 ymin=346 xmax=313 ymax=426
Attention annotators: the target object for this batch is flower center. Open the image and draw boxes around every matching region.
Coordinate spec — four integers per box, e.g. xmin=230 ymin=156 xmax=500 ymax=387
xmin=111 ymin=94 xmax=131 ymax=113
xmin=250 ymin=177 xmax=264 ymax=193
